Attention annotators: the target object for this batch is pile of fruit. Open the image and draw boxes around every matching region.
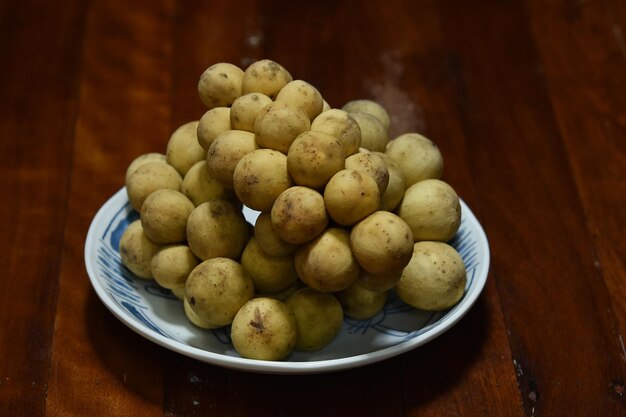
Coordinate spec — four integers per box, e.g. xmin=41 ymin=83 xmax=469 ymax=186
xmin=119 ymin=59 xmax=467 ymax=361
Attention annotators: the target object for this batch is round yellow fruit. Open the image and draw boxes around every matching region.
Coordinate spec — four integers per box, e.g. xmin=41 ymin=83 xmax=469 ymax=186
xmin=285 ymin=288 xmax=343 ymax=351
xmin=395 ymin=241 xmax=467 ymax=311
xmin=184 ymin=258 xmax=254 ymax=329
xmin=398 ymin=179 xmax=461 ymax=242
xmin=231 ymin=297 xmax=297 ymax=360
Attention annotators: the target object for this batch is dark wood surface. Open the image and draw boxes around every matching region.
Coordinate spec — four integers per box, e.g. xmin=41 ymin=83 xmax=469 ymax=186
xmin=1 ymin=0 xmax=625 ymax=415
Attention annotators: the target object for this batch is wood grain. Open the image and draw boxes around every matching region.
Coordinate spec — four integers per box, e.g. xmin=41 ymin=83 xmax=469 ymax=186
xmin=0 ymin=1 xmax=86 ymax=415
xmin=435 ymin=0 xmax=626 ymax=414
xmin=1 ymin=0 xmax=625 ymax=415
xmin=45 ymin=0 xmax=174 ymax=415
xmin=525 ymin=0 xmax=626 ymax=354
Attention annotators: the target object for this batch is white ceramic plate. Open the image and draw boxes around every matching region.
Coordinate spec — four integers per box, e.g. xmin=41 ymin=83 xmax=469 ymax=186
xmin=84 ymin=187 xmax=490 ymax=374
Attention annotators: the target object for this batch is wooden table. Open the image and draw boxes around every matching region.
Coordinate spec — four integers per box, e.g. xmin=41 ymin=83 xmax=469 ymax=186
xmin=2 ymin=0 xmax=625 ymax=415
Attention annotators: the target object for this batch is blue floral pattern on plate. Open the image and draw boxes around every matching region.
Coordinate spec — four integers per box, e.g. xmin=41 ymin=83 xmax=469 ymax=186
xmin=85 ymin=188 xmax=490 ymax=374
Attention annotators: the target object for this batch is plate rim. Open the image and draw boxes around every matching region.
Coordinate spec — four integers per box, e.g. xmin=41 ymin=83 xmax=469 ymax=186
xmin=84 ymin=187 xmax=490 ymax=374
